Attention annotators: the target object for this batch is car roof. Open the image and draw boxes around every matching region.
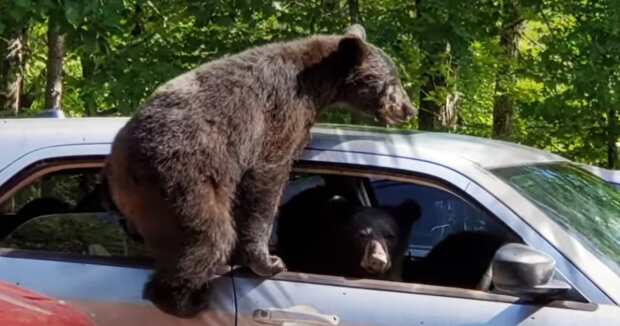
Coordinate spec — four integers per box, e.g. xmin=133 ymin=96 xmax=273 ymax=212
xmin=0 ymin=117 xmax=567 ymax=171
xmin=579 ymin=164 xmax=620 ymax=185
xmin=311 ymin=124 xmax=567 ymax=168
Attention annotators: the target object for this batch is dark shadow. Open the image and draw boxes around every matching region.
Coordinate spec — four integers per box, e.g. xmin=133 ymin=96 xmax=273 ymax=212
xmin=459 ymin=301 xmax=543 ymax=326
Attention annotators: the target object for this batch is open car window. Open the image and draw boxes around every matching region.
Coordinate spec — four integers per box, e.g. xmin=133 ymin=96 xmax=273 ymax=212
xmin=265 ymin=168 xmax=592 ymax=304
xmin=271 ymin=171 xmax=516 ymax=278
xmin=0 ymin=167 xmax=148 ymax=261
xmin=0 ymin=160 xmax=588 ymax=304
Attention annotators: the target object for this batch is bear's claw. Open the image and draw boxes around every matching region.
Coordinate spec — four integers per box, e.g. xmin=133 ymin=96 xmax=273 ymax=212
xmin=250 ymin=254 xmax=287 ymax=276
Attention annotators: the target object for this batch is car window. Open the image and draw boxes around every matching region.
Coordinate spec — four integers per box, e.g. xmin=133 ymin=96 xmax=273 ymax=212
xmin=272 ymin=172 xmax=513 ymax=258
xmin=269 ymin=173 xmax=327 ymax=248
xmin=367 ymin=178 xmax=509 ymax=257
xmin=0 ymin=212 xmax=149 ymax=258
xmin=493 ymin=163 xmax=620 ymax=275
xmin=1 ymin=168 xmax=103 ymax=214
xmin=0 ymin=168 xmax=148 ymax=259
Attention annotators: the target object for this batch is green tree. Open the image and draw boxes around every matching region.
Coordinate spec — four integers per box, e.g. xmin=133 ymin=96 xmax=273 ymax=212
xmin=518 ymin=0 xmax=620 ymax=168
xmin=0 ymin=0 xmax=29 ymax=115
xmin=1 ymin=0 xmax=619 ymax=170
xmin=492 ymin=1 xmax=526 ymax=140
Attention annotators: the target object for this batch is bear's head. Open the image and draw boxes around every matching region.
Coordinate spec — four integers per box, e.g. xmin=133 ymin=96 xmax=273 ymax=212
xmin=328 ymin=195 xmax=421 ymax=276
xmin=333 ymin=24 xmax=417 ymax=125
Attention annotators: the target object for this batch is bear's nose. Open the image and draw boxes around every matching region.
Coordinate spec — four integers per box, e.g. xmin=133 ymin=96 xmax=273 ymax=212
xmin=402 ymin=102 xmax=417 ymax=119
xmin=369 ymin=251 xmax=388 ymax=271
xmin=362 ymin=240 xmax=389 ymax=274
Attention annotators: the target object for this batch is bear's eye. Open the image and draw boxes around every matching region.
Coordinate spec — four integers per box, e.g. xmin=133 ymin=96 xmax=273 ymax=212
xmin=357 ymin=229 xmax=372 ymax=240
xmin=384 ymin=233 xmax=395 ymax=241
xmin=386 ymin=85 xmax=396 ymax=101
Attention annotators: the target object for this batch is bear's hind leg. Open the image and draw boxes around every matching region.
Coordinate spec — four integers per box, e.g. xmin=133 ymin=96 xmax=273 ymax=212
xmin=143 ymin=269 xmax=212 ymax=318
xmin=143 ymin=182 xmax=237 ymax=318
xmin=234 ymin=168 xmax=288 ymax=276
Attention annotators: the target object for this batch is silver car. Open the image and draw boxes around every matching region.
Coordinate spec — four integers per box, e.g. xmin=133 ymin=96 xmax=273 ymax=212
xmin=0 ymin=117 xmax=618 ymax=325
xmin=581 ymin=164 xmax=620 ymax=189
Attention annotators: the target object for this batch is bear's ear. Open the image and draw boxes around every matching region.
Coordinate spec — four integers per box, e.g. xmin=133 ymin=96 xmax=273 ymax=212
xmin=328 ymin=194 xmax=348 ymax=209
xmin=337 ymin=37 xmax=368 ymax=67
xmin=327 ymin=194 xmax=353 ymax=220
xmin=344 ymin=24 xmax=366 ymax=41
xmin=338 ymin=24 xmax=368 ymax=67
xmin=390 ymin=199 xmax=422 ymax=228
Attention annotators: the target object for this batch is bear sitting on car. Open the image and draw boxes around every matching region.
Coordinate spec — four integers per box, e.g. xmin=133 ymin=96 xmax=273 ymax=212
xmin=103 ymin=24 xmax=416 ymax=318
xmin=276 ymin=184 xmax=421 ymax=280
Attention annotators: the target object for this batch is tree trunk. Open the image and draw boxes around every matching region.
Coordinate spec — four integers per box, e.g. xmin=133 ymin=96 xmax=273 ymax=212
xmin=608 ymin=108 xmax=618 ymax=169
xmin=80 ymin=55 xmax=98 ymax=116
xmin=348 ymin=0 xmax=362 ymax=25
xmin=492 ymin=4 xmax=526 ymax=140
xmin=416 ymin=0 xmax=459 ymax=131
xmin=417 ymin=43 xmax=460 ymax=131
xmin=418 ymin=50 xmax=443 ymax=130
xmin=0 ymin=27 xmax=27 ymax=115
xmin=44 ymin=16 xmax=66 ymax=110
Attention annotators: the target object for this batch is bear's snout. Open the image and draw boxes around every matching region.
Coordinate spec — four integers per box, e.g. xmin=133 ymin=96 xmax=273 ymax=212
xmin=361 ymin=239 xmax=390 ymax=274
xmin=377 ymin=90 xmax=417 ymax=125
xmin=402 ymin=101 xmax=417 ymax=120
xmin=397 ymin=87 xmax=417 ymax=121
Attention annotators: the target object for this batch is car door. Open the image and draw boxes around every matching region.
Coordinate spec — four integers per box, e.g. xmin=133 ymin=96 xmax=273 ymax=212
xmin=233 ymin=163 xmax=620 ymax=326
xmin=0 ymin=162 xmax=236 ymax=326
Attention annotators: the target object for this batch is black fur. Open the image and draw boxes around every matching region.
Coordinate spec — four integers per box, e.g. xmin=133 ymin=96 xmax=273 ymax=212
xmin=402 ymin=231 xmax=514 ymax=290
xmin=276 ymin=185 xmax=421 ymax=279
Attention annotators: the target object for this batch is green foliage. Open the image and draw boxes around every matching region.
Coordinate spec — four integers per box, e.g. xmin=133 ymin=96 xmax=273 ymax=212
xmin=1 ymin=169 xmax=149 ymax=258
xmin=2 ymin=0 xmax=620 ymax=168
xmin=1 ymin=213 xmax=150 ymax=258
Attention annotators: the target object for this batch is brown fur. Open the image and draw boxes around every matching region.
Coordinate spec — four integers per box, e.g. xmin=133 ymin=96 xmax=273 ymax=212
xmin=104 ymin=24 xmax=416 ymax=318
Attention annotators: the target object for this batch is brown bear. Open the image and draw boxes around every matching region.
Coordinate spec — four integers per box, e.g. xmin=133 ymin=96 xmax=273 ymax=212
xmin=103 ymin=24 xmax=416 ymax=318
xmin=276 ymin=184 xmax=421 ymax=280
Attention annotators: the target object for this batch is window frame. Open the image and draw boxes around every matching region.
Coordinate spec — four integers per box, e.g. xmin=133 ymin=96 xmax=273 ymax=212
xmin=232 ymin=267 xmax=597 ymax=312
xmin=0 ymin=155 xmax=106 ymax=205
xmin=301 ymin=148 xmax=615 ymax=304
xmin=266 ymin=161 xmax=596 ymax=308
xmin=0 ymin=156 xmax=155 ymax=269
xmin=0 ymin=155 xmax=604 ymax=307
xmin=0 ymin=211 xmax=153 ymax=263
xmin=289 ymin=162 xmax=522 ymax=255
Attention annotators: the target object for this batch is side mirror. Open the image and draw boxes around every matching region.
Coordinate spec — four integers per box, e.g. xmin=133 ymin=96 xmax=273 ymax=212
xmin=491 ymin=243 xmax=571 ymax=298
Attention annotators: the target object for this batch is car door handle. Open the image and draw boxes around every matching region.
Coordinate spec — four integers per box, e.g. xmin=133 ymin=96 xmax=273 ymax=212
xmin=253 ymin=307 xmax=340 ymax=325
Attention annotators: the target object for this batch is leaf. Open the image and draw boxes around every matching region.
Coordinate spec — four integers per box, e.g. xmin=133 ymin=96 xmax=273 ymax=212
xmin=15 ymin=0 xmax=32 ymax=9
xmin=64 ymin=5 xmax=81 ymax=26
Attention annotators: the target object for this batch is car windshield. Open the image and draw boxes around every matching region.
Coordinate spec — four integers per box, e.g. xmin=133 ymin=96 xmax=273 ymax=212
xmin=493 ymin=162 xmax=620 ymax=275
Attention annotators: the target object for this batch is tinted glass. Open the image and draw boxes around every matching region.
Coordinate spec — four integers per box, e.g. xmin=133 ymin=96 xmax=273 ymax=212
xmin=0 ymin=168 xmax=148 ymax=259
xmin=493 ymin=163 xmax=620 ymax=275
xmin=0 ymin=212 xmax=149 ymax=257
xmin=369 ymin=179 xmax=506 ymax=256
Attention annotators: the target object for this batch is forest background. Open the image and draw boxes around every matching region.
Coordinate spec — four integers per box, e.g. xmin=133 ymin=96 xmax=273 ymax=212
xmin=2 ymin=0 xmax=620 ymax=169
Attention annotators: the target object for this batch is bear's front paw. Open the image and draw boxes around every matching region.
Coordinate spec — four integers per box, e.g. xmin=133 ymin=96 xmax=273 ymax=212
xmin=250 ymin=254 xmax=287 ymax=276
